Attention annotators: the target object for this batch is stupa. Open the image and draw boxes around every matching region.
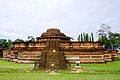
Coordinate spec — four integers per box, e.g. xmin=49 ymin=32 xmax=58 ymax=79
xmin=2 ymin=28 xmax=118 ymax=70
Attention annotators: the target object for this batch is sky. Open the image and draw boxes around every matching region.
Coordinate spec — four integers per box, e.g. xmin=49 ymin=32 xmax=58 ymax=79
xmin=0 ymin=0 xmax=120 ymax=41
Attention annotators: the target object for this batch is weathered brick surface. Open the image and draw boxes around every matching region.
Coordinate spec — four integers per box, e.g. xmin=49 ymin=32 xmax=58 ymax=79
xmin=2 ymin=28 xmax=118 ymax=69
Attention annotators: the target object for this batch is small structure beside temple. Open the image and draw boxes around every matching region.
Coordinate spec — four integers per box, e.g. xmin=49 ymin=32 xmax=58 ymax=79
xmin=2 ymin=28 xmax=118 ymax=70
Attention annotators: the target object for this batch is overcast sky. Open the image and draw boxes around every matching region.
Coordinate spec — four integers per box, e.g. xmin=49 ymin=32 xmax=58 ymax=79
xmin=0 ymin=0 xmax=120 ymax=41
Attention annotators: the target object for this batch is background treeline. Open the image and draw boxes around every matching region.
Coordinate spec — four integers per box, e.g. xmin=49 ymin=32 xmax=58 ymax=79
xmin=97 ymin=24 xmax=120 ymax=49
xmin=0 ymin=24 xmax=120 ymax=50
xmin=77 ymin=24 xmax=120 ymax=49
xmin=0 ymin=36 xmax=35 ymax=49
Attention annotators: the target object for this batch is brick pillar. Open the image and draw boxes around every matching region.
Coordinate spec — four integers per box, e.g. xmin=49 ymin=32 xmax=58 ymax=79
xmin=44 ymin=51 xmax=66 ymax=69
xmin=40 ymin=40 xmax=67 ymax=70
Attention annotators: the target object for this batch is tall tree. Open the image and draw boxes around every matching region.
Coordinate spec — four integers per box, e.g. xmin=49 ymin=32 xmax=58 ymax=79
xmin=79 ymin=33 xmax=94 ymax=42
xmin=91 ymin=33 xmax=94 ymax=42
xmin=78 ymin=35 xmax=80 ymax=42
xmin=85 ymin=33 xmax=89 ymax=42
xmin=83 ymin=33 xmax=86 ymax=42
xmin=97 ymin=24 xmax=111 ymax=47
xmin=81 ymin=33 xmax=83 ymax=42
xmin=89 ymin=36 xmax=91 ymax=42
xmin=97 ymin=24 xmax=111 ymax=38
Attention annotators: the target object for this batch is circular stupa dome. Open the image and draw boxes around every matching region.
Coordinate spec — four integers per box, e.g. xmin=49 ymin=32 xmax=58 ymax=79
xmin=41 ymin=28 xmax=66 ymax=38
xmin=36 ymin=28 xmax=70 ymax=41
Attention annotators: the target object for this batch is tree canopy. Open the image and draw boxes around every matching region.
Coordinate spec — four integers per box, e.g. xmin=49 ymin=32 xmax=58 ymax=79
xmin=97 ymin=24 xmax=120 ymax=49
xmin=14 ymin=39 xmax=25 ymax=42
xmin=0 ymin=39 xmax=12 ymax=49
xmin=26 ymin=36 xmax=35 ymax=42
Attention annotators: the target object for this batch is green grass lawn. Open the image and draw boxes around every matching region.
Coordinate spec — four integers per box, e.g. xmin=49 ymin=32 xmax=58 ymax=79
xmin=0 ymin=56 xmax=120 ymax=80
xmin=0 ymin=73 xmax=120 ymax=80
xmin=0 ymin=59 xmax=31 ymax=68
xmin=81 ymin=61 xmax=120 ymax=72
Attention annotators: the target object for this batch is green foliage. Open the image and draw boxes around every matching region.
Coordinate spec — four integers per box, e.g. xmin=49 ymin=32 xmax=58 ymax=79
xmin=97 ymin=24 xmax=120 ymax=48
xmin=81 ymin=33 xmax=83 ymax=42
xmin=8 ymin=39 xmax=12 ymax=49
xmin=27 ymin=36 xmax=35 ymax=42
xmin=78 ymin=33 xmax=83 ymax=42
xmin=78 ymin=33 xmax=94 ymax=42
xmin=109 ymin=32 xmax=120 ymax=46
xmin=89 ymin=36 xmax=91 ymax=42
xmin=83 ymin=33 xmax=86 ymax=41
xmin=78 ymin=35 xmax=80 ymax=42
xmin=97 ymin=32 xmax=120 ymax=48
xmin=14 ymin=39 xmax=25 ymax=42
xmin=91 ymin=33 xmax=94 ymax=42
xmin=85 ymin=33 xmax=89 ymax=42
xmin=0 ymin=39 xmax=8 ymax=49
xmin=0 ymin=39 xmax=12 ymax=49
xmin=98 ymin=36 xmax=110 ymax=46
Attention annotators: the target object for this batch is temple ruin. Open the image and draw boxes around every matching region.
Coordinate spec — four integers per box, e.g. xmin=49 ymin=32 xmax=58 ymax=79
xmin=2 ymin=28 xmax=118 ymax=69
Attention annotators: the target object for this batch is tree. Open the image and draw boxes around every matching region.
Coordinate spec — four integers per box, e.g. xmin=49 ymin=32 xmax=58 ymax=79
xmin=78 ymin=33 xmax=95 ymax=42
xmin=91 ymin=33 xmax=94 ymax=42
xmin=97 ymin=24 xmax=111 ymax=38
xmin=27 ymin=36 xmax=35 ymax=42
xmin=97 ymin=24 xmax=111 ymax=47
xmin=83 ymin=33 xmax=89 ymax=42
xmin=78 ymin=35 xmax=80 ymax=42
xmin=89 ymin=36 xmax=91 ymax=42
xmin=14 ymin=39 xmax=25 ymax=42
xmin=97 ymin=24 xmax=120 ymax=49
xmin=98 ymin=36 xmax=110 ymax=47
xmin=109 ymin=32 xmax=120 ymax=49
xmin=85 ymin=33 xmax=89 ymax=42
xmin=8 ymin=39 xmax=12 ymax=49
xmin=0 ymin=39 xmax=12 ymax=49
xmin=81 ymin=33 xmax=83 ymax=42
xmin=83 ymin=33 xmax=86 ymax=42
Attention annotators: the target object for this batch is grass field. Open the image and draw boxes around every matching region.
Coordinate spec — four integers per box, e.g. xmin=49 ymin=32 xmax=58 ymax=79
xmin=0 ymin=56 xmax=120 ymax=80
xmin=0 ymin=72 xmax=120 ymax=80
xmin=0 ymin=59 xmax=30 ymax=69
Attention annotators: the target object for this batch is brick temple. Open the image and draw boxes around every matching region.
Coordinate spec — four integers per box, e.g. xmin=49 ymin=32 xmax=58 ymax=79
xmin=2 ymin=28 xmax=118 ymax=69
